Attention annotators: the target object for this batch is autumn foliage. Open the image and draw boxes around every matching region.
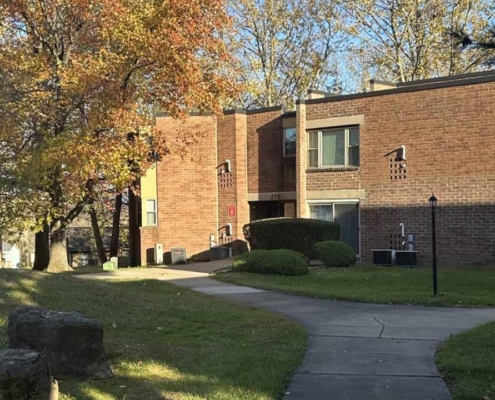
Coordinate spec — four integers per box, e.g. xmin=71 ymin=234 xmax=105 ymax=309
xmin=0 ymin=0 xmax=234 ymax=271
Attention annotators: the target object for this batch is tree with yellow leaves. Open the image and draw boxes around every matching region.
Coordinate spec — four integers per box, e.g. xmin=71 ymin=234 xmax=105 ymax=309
xmin=0 ymin=0 xmax=234 ymax=271
xmin=344 ymin=0 xmax=495 ymax=83
xmin=227 ymin=0 xmax=346 ymax=109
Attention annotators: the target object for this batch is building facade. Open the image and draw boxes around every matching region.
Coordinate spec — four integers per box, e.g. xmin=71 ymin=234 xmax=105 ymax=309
xmin=132 ymin=71 xmax=495 ymax=267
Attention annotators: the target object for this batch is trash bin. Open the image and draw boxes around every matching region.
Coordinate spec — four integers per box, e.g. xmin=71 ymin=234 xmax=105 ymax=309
xmin=209 ymin=246 xmax=232 ymax=261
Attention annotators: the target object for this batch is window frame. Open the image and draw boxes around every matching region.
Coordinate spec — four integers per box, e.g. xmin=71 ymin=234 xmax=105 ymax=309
xmin=145 ymin=199 xmax=157 ymax=226
xmin=307 ymin=126 xmax=360 ymax=168
xmin=308 ymin=199 xmax=361 ymax=256
xmin=283 ymin=127 xmax=297 ymax=157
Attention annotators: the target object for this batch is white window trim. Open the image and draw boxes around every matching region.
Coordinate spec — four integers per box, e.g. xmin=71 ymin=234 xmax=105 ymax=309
xmin=307 ymin=200 xmax=361 ymax=256
xmin=308 ymin=126 xmax=359 ymax=168
xmin=145 ymin=198 xmax=158 ymax=226
xmin=283 ymin=127 xmax=296 ymax=157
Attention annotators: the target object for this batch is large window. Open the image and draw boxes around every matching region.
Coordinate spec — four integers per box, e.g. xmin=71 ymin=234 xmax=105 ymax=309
xmin=284 ymin=127 xmax=296 ymax=157
xmin=146 ymin=199 xmax=157 ymax=226
xmin=308 ymin=126 xmax=359 ymax=168
xmin=310 ymin=202 xmax=359 ymax=254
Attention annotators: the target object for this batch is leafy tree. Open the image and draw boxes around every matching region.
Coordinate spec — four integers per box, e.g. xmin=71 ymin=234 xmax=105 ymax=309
xmin=227 ymin=0 xmax=346 ymax=109
xmin=344 ymin=0 xmax=494 ymax=83
xmin=451 ymin=26 xmax=495 ymax=56
xmin=0 ymin=0 xmax=234 ymax=271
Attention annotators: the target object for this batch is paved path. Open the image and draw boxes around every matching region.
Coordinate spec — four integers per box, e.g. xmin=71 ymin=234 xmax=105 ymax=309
xmin=77 ymin=263 xmax=495 ymax=400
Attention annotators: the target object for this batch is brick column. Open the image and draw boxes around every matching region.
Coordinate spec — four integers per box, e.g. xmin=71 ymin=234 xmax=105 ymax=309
xmin=235 ymin=113 xmax=249 ymax=240
xmin=296 ymin=101 xmax=308 ymax=217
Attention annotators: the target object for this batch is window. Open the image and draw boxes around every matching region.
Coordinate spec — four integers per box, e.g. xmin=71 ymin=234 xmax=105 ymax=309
xmin=146 ymin=199 xmax=157 ymax=226
xmin=308 ymin=126 xmax=360 ymax=168
xmin=310 ymin=202 xmax=360 ymax=254
xmin=284 ymin=127 xmax=296 ymax=157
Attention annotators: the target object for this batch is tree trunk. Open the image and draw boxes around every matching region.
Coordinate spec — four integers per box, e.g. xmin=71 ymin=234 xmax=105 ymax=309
xmin=128 ymin=189 xmax=140 ymax=267
xmin=46 ymin=227 xmax=72 ymax=272
xmin=109 ymin=193 xmax=122 ymax=258
xmin=33 ymin=223 xmax=50 ymax=271
xmin=90 ymin=208 xmax=107 ymax=265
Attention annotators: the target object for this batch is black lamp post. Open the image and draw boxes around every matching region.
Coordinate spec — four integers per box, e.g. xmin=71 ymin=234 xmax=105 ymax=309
xmin=429 ymin=194 xmax=438 ymax=296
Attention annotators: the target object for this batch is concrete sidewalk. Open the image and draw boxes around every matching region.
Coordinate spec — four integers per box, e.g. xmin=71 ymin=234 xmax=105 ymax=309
xmin=77 ymin=262 xmax=495 ymax=400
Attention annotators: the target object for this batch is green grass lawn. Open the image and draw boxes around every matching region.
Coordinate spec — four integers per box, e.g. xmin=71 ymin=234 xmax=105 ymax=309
xmin=214 ymin=265 xmax=495 ymax=307
xmin=437 ymin=321 xmax=495 ymax=400
xmin=0 ymin=269 xmax=306 ymax=400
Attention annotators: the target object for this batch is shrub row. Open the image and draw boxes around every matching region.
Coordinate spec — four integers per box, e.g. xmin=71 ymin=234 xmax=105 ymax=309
xmin=243 ymin=218 xmax=340 ymax=257
xmin=232 ymin=249 xmax=309 ymax=276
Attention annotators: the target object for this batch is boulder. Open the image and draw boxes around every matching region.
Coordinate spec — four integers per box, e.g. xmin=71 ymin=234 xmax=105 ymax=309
xmin=8 ymin=307 xmax=113 ymax=379
xmin=0 ymin=349 xmax=58 ymax=400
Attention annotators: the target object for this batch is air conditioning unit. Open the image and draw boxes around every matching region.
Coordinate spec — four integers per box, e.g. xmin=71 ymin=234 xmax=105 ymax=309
xmin=155 ymin=243 xmax=163 ymax=264
xmin=171 ymin=247 xmax=187 ymax=265
xmin=372 ymin=249 xmax=396 ymax=266
xmin=395 ymin=250 xmax=418 ymax=267
xmin=210 ymin=246 xmax=232 ymax=261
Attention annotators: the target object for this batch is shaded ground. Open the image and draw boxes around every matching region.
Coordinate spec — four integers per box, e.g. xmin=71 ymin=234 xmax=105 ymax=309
xmin=0 ymin=269 xmax=306 ymax=400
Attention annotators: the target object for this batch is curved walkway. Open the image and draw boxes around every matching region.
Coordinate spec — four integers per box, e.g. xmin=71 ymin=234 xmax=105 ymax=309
xmin=77 ymin=264 xmax=495 ymax=400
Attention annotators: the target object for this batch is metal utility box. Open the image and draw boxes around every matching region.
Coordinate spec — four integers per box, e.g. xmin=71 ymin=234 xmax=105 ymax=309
xmin=372 ymin=250 xmax=396 ymax=266
xmin=155 ymin=243 xmax=164 ymax=264
xmin=171 ymin=247 xmax=187 ymax=265
xmin=210 ymin=246 xmax=232 ymax=261
xmin=118 ymin=256 xmax=132 ymax=268
xmin=395 ymin=251 xmax=418 ymax=266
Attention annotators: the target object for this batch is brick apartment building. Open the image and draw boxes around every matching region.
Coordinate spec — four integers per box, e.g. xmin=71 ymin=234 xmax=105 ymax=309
xmin=130 ymin=70 xmax=495 ymax=267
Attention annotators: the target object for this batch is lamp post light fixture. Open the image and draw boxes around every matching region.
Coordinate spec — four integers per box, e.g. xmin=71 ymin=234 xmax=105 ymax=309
xmin=429 ymin=194 xmax=438 ymax=296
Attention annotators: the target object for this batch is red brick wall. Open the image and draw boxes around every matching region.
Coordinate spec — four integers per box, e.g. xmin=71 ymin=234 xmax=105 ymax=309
xmin=217 ymin=113 xmax=249 ymax=254
xmin=307 ymin=169 xmax=361 ymax=191
xmin=303 ymin=81 xmax=495 ymax=266
xmin=247 ymin=109 xmax=288 ymax=193
xmin=141 ymin=116 xmax=218 ymax=264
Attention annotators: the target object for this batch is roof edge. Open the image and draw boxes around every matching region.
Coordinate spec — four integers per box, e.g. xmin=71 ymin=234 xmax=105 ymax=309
xmin=297 ymin=73 xmax=495 ymax=105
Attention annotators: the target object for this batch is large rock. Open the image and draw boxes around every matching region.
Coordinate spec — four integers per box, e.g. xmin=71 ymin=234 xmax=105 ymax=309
xmin=0 ymin=349 xmax=58 ymax=400
xmin=8 ymin=307 xmax=113 ymax=379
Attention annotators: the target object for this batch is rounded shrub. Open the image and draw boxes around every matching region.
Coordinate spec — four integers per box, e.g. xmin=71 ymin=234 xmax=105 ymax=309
xmin=232 ymin=250 xmax=269 ymax=272
xmin=312 ymin=241 xmax=357 ymax=268
xmin=232 ymin=249 xmax=309 ymax=276
xmin=243 ymin=218 xmax=340 ymax=257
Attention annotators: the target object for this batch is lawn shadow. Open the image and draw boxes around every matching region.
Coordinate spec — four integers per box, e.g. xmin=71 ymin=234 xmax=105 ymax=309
xmin=0 ymin=270 xmax=305 ymax=400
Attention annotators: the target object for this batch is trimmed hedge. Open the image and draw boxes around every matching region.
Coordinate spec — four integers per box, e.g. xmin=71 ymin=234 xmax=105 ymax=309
xmin=312 ymin=240 xmax=357 ymax=268
xmin=232 ymin=249 xmax=309 ymax=276
xmin=244 ymin=218 xmax=340 ymax=256
xmin=232 ymin=250 xmax=269 ymax=272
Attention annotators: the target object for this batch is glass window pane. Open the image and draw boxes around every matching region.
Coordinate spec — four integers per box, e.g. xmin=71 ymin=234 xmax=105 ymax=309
xmin=308 ymin=149 xmax=318 ymax=167
xmin=334 ymin=203 xmax=359 ymax=253
xmin=322 ymin=130 xmax=345 ymax=166
xmin=349 ymin=127 xmax=359 ymax=146
xmin=319 ymin=205 xmax=333 ymax=221
xmin=284 ymin=127 xmax=296 ymax=142
xmin=311 ymin=205 xmax=333 ymax=221
xmin=285 ymin=142 xmax=296 ymax=156
xmin=146 ymin=199 xmax=156 ymax=212
xmin=309 ymin=131 xmax=318 ymax=148
xmin=310 ymin=206 xmax=319 ymax=219
xmin=349 ymin=146 xmax=360 ymax=166
xmin=147 ymin=212 xmax=156 ymax=225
